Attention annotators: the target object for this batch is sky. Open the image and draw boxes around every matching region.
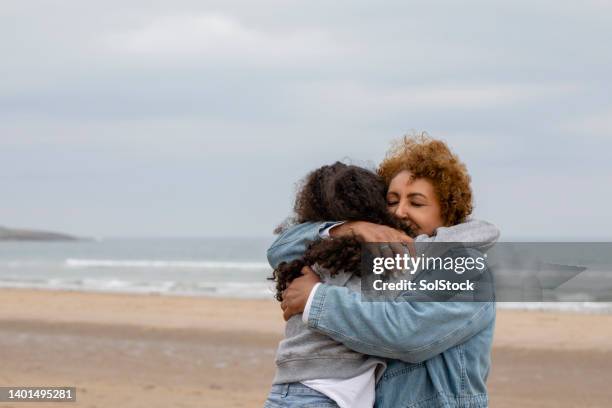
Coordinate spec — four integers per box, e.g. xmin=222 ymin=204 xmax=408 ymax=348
xmin=1 ymin=1 xmax=611 ymax=240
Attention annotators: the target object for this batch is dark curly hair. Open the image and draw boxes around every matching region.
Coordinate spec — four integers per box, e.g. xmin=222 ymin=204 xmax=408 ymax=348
xmin=270 ymin=162 xmax=411 ymax=301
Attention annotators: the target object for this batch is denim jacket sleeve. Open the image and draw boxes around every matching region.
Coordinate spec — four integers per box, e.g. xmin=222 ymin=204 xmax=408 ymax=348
xmin=306 ymin=285 xmax=495 ymax=364
xmin=266 ymin=221 xmax=338 ymax=268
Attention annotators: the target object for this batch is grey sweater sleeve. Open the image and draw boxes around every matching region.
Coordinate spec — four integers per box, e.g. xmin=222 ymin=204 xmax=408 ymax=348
xmin=415 ymin=218 xmax=500 ymax=250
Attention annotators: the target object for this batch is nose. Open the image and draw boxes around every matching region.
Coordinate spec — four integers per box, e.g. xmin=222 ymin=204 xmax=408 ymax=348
xmin=394 ymin=200 xmax=411 ymax=220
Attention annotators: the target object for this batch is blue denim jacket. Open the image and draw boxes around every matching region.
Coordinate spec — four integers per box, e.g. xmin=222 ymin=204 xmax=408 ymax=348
xmin=267 ymin=222 xmax=496 ymax=408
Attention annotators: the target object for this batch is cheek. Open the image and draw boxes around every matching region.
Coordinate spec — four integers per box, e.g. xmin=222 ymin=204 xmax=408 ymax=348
xmin=431 ymin=209 xmax=445 ymax=228
xmin=420 ymin=208 xmax=443 ymax=229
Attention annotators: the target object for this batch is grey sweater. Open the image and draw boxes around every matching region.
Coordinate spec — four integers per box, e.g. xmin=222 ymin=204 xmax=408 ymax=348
xmin=273 ymin=264 xmax=387 ymax=384
xmin=272 ymin=219 xmax=500 ymax=385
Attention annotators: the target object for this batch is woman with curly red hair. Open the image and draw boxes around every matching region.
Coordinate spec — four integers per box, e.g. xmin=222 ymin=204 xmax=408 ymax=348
xmin=380 ymin=133 xmax=473 ymax=230
xmin=331 ymin=133 xmax=475 ymax=241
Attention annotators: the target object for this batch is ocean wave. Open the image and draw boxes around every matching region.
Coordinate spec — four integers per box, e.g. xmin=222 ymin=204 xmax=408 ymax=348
xmin=0 ymin=277 xmax=275 ymax=299
xmin=496 ymin=301 xmax=612 ymax=314
xmin=64 ymin=258 xmax=270 ymax=270
xmin=2 ymin=260 xmax=48 ymax=268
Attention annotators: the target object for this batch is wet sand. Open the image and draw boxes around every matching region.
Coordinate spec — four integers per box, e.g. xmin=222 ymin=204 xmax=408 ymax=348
xmin=1 ymin=289 xmax=611 ymax=407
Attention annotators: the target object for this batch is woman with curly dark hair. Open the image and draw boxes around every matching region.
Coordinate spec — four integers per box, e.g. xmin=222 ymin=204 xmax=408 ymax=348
xmin=265 ymin=161 xmax=411 ymax=408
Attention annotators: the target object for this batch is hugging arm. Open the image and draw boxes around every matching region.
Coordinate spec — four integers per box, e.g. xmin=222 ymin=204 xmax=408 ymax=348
xmin=266 ymin=219 xmax=500 ymax=269
xmin=267 ymin=220 xmax=499 ymax=363
xmin=305 ymin=274 xmax=495 ymax=363
xmin=267 ymin=222 xmax=338 ymax=268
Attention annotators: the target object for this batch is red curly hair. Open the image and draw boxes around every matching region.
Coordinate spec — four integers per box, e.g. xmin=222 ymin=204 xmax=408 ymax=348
xmin=377 ymin=133 xmax=473 ymax=226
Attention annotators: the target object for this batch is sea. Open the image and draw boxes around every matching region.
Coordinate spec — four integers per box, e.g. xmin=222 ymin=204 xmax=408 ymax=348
xmin=0 ymin=237 xmax=276 ymax=299
xmin=1 ymin=238 xmax=612 ymax=314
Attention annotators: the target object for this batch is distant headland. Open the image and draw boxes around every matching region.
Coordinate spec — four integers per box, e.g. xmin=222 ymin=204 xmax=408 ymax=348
xmin=0 ymin=226 xmax=82 ymax=241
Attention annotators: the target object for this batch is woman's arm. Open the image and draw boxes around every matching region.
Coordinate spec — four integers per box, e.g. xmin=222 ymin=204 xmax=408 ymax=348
xmin=267 ymin=219 xmax=498 ymax=270
xmin=280 ymin=246 xmax=495 ymax=363
xmin=305 ymin=282 xmax=495 ymax=364
xmin=279 ymin=251 xmax=495 ymax=363
xmin=267 ymin=222 xmax=337 ymax=268
xmin=267 ymin=221 xmax=414 ymax=269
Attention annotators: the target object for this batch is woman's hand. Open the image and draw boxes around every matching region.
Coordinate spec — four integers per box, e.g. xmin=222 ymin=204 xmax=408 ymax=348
xmin=330 ymin=221 xmax=413 ymax=243
xmin=330 ymin=221 xmax=415 ymax=256
xmin=280 ymin=266 xmax=321 ymax=321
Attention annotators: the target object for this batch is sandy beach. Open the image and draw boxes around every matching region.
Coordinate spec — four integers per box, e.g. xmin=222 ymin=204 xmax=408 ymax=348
xmin=1 ymin=289 xmax=611 ymax=408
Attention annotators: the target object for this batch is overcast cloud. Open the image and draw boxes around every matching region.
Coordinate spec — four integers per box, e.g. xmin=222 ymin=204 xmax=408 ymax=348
xmin=1 ymin=1 xmax=611 ymax=239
